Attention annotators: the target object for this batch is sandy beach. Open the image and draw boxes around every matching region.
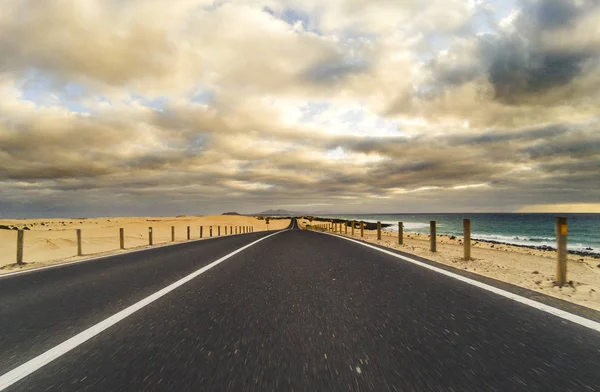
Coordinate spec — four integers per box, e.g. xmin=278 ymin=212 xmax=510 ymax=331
xmin=298 ymin=219 xmax=600 ymax=311
xmin=0 ymin=216 xmax=290 ymax=274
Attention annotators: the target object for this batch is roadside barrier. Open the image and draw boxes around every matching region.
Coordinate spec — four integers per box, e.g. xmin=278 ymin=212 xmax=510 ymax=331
xmin=305 ymin=216 xmax=571 ymax=287
xmin=8 ymin=221 xmax=268 ymax=268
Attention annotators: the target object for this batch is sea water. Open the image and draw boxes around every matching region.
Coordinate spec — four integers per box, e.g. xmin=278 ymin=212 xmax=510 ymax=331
xmin=320 ymin=213 xmax=600 ymax=254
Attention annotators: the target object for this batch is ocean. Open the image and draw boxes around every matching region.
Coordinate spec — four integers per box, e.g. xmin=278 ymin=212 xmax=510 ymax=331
xmin=319 ymin=213 xmax=600 ymax=255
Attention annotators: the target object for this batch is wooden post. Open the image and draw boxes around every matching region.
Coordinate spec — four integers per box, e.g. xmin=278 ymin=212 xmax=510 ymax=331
xmin=463 ymin=219 xmax=471 ymax=260
xmin=345 ymin=221 xmax=348 ymax=234
xmin=119 ymin=228 xmax=125 ymax=249
xmin=398 ymin=222 xmax=403 ymax=245
xmin=171 ymin=226 xmax=175 ymax=242
xmin=149 ymin=227 xmax=153 ymax=246
xmin=225 ymin=226 xmax=228 ymax=235
xmin=218 ymin=226 xmax=221 ymax=236
xmin=76 ymin=229 xmax=82 ymax=256
xmin=16 ymin=229 xmax=24 ymax=265
xmin=360 ymin=221 xmax=364 ymax=237
xmin=210 ymin=226 xmax=213 ymax=237
xmin=556 ymin=217 xmax=568 ymax=286
xmin=377 ymin=221 xmax=381 ymax=240
xmin=200 ymin=226 xmax=203 ymax=238
xmin=430 ymin=221 xmax=436 ymax=252
xmin=187 ymin=226 xmax=191 ymax=240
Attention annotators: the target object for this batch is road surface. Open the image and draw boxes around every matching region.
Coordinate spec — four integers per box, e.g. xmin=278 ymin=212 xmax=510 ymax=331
xmin=1 ymin=219 xmax=599 ymax=391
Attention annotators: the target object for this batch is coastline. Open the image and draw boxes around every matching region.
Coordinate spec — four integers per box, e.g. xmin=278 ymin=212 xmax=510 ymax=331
xmin=468 ymin=237 xmax=600 ymax=259
xmin=310 ymin=217 xmax=600 ymax=258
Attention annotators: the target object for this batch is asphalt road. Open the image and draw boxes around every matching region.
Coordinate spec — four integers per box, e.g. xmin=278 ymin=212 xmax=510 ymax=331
xmin=1 ymin=219 xmax=600 ymax=391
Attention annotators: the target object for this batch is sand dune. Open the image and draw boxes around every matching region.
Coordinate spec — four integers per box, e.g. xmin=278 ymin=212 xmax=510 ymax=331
xmin=0 ymin=216 xmax=289 ymax=273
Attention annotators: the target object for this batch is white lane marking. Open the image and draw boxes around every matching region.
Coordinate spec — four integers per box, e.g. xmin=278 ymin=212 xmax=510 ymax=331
xmin=0 ymin=227 xmax=266 ymax=279
xmin=320 ymin=232 xmax=600 ymax=333
xmin=0 ymin=230 xmax=285 ymax=391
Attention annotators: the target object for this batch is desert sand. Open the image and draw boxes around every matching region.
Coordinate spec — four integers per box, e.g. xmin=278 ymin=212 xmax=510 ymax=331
xmin=298 ymin=219 xmax=600 ymax=311
xmin=0 ymin=216 xmax=290 ymax=274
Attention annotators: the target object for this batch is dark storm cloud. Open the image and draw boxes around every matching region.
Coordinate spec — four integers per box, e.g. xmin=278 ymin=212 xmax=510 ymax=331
xmin=484 ymin=0 xmax=600 ymax=103
xmin=420 ymin=0 xmax=600 ymax=105
xmin=531 ymin=0 xmax=580 ymax=29
xmin=482 ymin=37 xmax=589 ymax=103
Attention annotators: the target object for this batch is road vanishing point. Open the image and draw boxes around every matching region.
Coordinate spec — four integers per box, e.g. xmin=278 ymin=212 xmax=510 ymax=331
xmin=1 ymin=219 xmax=599 ymax=391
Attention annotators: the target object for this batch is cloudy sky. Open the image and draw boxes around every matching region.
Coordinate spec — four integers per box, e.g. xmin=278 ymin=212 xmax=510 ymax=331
xmin=1 ymin=0 xmax=599 ymax=217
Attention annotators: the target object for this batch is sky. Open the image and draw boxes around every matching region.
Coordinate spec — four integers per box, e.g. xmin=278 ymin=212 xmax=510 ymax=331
xmin=1 ymin=0 xmax=599 ymax=217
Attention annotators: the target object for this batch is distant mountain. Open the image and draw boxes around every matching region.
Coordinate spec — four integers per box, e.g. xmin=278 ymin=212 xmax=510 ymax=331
xmin=255 ymin=209 xmax=298 ymax=216
xmin=222 ymin=212 xmax=242 ymax=215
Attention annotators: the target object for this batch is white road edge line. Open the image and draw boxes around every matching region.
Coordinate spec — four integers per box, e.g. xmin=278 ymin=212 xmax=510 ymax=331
xmin=0 ymin=227 xmax=274 ymax=279
xmin=320 ymin=231 xmax=600 ymax=333
xmin=0 ymin=229 xmax=286 ymax=391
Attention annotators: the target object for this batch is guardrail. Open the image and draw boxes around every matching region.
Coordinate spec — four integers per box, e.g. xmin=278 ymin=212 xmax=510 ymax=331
xmin=10 ymin=225 xmax=255 ymax=267
xmin=306 ymin=217 xmax=570 ymax=287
